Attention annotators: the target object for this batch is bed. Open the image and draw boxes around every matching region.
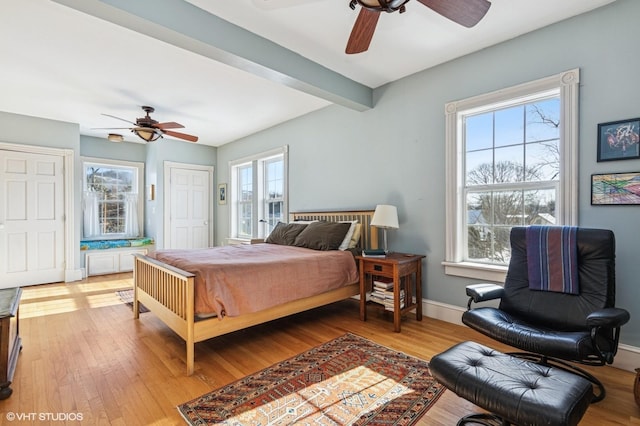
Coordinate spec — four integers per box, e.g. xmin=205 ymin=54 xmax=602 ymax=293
xmin=132 ymin=210 xmax=378 ymax=375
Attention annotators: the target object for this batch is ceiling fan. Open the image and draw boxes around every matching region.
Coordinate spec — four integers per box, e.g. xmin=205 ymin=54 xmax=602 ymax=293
xmin=346 ymin=0 xmax=492 ymax=54
xmin=97 ymin=106 xmax=198 ymax=143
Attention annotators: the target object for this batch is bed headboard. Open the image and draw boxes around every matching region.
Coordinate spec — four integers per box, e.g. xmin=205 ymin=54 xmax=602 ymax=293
xmin=289 ymin=209 xmax=379 ymax=250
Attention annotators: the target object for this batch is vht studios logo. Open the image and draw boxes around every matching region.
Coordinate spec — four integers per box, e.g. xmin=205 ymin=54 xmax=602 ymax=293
xmin=6 ymin=412 xmax=84 ymax=422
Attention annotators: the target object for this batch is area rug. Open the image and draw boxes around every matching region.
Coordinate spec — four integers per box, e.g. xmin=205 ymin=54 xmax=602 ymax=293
xmin=178 ymin=333 xmax=445 ymax=425
xmin=115 ymin=289 xmax=149 ymax=313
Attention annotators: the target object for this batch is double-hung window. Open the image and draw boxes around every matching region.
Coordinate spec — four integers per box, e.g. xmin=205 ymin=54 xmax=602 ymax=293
xmin=443 ymin=69 xmax=579 ymax=281
xmin=230 ymin=146 xmax=288 ymax=240
xmin=82 ymin=157 xmax=144 ymax=239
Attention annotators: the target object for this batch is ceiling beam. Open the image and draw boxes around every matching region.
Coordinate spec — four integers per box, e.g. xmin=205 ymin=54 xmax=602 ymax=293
xmin=52 ymin=0 xmax=373 ymax=111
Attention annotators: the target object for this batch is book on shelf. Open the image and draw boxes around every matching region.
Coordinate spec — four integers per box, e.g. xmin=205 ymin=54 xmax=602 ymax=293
xmin=373 ymin=276 xmax=393 ymax=290
xmin=370 ymin=288 xmax=405 ymax=311
xmin=362 ymin=249 xmax=386 ymax=258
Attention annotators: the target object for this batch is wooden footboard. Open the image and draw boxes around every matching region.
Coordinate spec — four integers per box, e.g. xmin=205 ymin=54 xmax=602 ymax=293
xmin=133 ymin=254 xmax=197 ymax=374
xmin=134 ymin=254 xmax=360 ymax=375
xmin=133 ymin=209 xmax=377 ymax=375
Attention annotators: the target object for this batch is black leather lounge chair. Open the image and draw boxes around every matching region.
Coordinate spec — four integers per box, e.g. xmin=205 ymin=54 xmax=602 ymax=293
xmin=462 ymin=226 xmax=630 ymax=402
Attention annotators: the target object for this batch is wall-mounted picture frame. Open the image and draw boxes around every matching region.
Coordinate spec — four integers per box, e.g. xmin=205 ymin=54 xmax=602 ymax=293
xmin=591 ymin=172 xmax=640 ymax=205
xmin=218 ymin=183 xmax=227 ymax=205
xmin=597 ymin=118 xmax=640 ymax=162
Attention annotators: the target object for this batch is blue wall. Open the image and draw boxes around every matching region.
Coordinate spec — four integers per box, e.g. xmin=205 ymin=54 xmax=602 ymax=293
xmin=80 ymin=135 xmax=147 ymax=162
xmin=216 ymin=0 xmax=640 ymax=347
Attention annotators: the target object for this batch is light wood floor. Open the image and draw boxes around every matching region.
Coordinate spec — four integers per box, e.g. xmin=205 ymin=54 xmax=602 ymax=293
xmin=0 ymin=273 xmax=638 ymax=425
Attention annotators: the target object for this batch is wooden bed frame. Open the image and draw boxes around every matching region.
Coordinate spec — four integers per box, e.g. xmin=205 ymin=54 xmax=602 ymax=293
xmin=133 ymin=210 xmax=378 ymax=375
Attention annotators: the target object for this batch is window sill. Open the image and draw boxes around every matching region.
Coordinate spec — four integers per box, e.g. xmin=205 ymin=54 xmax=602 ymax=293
xmin=442 ymin=261 xmax=507 ymax=283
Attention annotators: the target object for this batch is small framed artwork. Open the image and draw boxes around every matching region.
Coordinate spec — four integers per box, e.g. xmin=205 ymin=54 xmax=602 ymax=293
xmin=597 ymin=118 xmax=640 ymax=162
xmin=218 ymin=183 xmax=227 ymax=205
xmin=591 ymin=172 xmax=640 ymax=205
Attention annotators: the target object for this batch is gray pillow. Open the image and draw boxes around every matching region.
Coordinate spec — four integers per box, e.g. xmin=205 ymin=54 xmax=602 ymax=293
xmin=293 ymin=221 xmax=352 ymax=251
xmin=265 ymin=222 xmax=308 ymax=245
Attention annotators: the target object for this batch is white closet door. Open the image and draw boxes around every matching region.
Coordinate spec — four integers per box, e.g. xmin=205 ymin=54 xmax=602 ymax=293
xmin=169 ymin=167 xmax=210 ymax=249
xmin=0 ymin=150 xmax=65 ymax=287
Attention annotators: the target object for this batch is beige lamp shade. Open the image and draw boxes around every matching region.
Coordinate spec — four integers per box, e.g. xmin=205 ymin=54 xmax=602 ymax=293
xmin=371 ymin=204 xmax=399 ymax=229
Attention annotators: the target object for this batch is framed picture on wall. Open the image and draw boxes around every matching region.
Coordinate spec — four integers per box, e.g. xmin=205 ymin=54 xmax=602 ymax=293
xmin=218 ymin=183 xmax=227 ymax=205
xmin=591 ymin=172 xmax=640 ymax=205
xmin=597 ymin=118 xmax=640 ymax=162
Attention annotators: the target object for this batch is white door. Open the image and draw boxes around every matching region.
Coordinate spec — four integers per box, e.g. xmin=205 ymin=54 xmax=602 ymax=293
xmin=0 ymin=150 xmax=65 ymax=287
xmin=169 ymin=167 xmax=210 ymax=249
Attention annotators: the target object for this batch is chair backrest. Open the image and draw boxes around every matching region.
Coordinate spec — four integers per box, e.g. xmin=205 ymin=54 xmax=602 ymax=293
xmin=499 ymin=227 xmax=616 ymax=330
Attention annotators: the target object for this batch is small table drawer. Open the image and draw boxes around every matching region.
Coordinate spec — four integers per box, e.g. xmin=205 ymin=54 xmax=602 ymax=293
xmin=363 ymin=261 xmax=393 ymax=276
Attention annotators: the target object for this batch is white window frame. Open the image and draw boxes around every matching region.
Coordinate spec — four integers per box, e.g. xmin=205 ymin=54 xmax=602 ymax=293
xmin=442 ymin=69 xmax=579 ymax=282
xmin=229 ymin=146 xmax=288 ymax=240
xmin=81 ymin=157 xmax=144 ymax=240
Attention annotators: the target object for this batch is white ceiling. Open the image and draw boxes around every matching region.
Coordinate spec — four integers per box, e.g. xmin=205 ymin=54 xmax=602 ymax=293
xmin=0 ymin=0 xmax=616 ymax=147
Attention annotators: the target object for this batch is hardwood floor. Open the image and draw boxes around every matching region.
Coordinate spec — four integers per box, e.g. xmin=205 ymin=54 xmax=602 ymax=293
xmin=0 ymin=274 xmax=638 ymax=425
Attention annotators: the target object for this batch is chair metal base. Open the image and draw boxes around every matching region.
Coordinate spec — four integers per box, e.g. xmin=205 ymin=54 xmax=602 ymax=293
xmin=508 ymin=352 xmax=605 ymax=403
xmin=457 ymin=413 xmax=510 ymax=425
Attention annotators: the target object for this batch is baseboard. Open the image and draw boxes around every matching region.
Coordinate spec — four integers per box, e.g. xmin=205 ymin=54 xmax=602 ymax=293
xmin=65 ymin=268 xmax=83 ymax=282
xmin=422 ymin=299 xmax=640 ymax=373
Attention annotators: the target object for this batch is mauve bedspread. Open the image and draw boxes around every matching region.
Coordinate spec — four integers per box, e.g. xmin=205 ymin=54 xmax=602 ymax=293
xmin=149 ymin=243 xmax=359 ymax=317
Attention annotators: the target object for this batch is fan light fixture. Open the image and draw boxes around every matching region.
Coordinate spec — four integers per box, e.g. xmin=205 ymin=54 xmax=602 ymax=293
xmin=350 ymin=0 xmax=408 ymax=13
xmin=107 ymin=133 xmax=124 ymax=142
xmin=370 ymin=204 xmax=399 ymax=254
xmin=133 ymin=127 xmax=161 ymax=142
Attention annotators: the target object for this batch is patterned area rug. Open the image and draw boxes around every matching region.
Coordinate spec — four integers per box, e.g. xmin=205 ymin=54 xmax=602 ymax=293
xmin=116 ymin=289 xmax=149 ymax=313
xmin=178 ymin=333 xmax=445 ymax=425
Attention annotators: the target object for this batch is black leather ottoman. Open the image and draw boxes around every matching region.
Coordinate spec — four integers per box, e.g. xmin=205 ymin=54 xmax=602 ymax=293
xmin=430 ymin=341 xmax=593 ymax=426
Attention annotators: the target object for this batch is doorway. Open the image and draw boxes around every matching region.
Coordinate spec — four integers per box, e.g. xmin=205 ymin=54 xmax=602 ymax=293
xmin=0 ymin=148 xmax=68 ymax=287
xmin=163 ymin=162 xmax=213 ymax=249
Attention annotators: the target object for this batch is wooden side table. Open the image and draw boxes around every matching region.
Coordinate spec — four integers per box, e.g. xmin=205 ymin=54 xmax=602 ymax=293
xmin=356 ymin=253 xmax=425 ymax=332
xmin=0 ymin=287 xmax=21 ymax=399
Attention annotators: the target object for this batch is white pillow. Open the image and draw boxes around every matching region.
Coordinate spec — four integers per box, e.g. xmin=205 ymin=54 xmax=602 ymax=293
xmin=348 ymin=223 xmax=362 ymax=249
xmin=338 ymin=220 xmax=358 ymax=250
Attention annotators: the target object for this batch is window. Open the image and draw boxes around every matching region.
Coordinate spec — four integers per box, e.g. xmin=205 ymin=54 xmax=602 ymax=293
xmin=443 ymin=70 xmax=579 ymax=281
xmin=82 ymin=158 xmax=144 ymax=240
xmin=230 ymin=146 xmax=288 ymax=240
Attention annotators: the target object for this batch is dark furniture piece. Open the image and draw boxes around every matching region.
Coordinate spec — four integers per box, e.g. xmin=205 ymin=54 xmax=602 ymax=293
xmin=430 ymin=341 xmax=593 ymax=426
xmin=462 ymin=227 xmax=630 ymax=402
xmin=0 ymin=287 xmax=22 ymax=399
xmin=357 ymin=253 xmax=424 ymax=332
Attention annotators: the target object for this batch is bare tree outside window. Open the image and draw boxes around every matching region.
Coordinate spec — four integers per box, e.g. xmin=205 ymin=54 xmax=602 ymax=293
xmin=465 ymin=98 xmax=560 ymax=264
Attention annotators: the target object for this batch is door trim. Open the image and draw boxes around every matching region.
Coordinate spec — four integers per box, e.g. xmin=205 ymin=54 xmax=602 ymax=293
xmin=163 ymin=161 xmax=214 ymax=249
xmin=0 ymin=141 xmax=80 ymax=282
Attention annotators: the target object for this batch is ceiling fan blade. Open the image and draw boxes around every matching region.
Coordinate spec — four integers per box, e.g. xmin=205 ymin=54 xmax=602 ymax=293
xmin=163 ymin=130 xmax=199 ymax=143
xmin=91 ymin=127 xmax=132 ymax=130
xmin=101 ymin=113 xmax=137 ymax=126
xmin=155 ymin=121 xmax=185 ymax=130
xmin=416 ymin=0 xmax=491 ymax=28
xmin=346 ymin=8 xmax=380 ymax=54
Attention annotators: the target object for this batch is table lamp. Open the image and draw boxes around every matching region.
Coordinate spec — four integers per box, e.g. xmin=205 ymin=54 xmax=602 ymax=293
xmin=370 ymin=204 xmax=399 ymax=254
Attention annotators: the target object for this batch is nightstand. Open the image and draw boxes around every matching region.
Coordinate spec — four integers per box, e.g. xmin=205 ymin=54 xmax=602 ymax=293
xmin=356 ymin=253 xmax=425 ymax=332
xmin=0 ymin=287 xmax=21 ymax=399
